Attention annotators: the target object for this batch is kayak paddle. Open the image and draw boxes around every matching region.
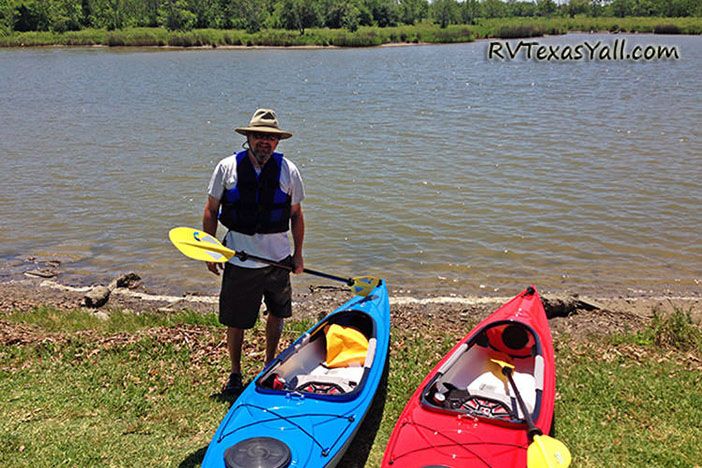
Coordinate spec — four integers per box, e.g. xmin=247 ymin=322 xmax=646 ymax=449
xmin=168 ymin=227 xmax=380 ymax=296
xmin=491 ymin=359 xmax=572 ymax=468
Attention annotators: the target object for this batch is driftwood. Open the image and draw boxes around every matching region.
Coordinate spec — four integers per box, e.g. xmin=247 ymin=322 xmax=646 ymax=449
xmin=23 ymin=259 xmax=62 ymax=279
xmin=541 ymin=294 xmax=603 ymax=318
xmin=24 ymin=269 xmax=58 ymax=279
xmin=83 ymin=272 xmax=142 ymax=308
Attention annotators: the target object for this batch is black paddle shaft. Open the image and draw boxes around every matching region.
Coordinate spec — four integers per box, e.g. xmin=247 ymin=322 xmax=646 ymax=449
xmin=234 ymin=251 xmax=354 ymax=285
xmin=502 ymin=367 xmax=543 ymax=441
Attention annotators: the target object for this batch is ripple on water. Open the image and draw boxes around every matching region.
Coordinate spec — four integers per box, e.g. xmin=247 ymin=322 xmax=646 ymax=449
xmin=1 ymin=36 xmax=701 ymax=295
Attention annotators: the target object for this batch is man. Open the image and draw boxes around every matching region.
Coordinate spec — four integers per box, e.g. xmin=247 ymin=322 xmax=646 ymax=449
xmin=203 ymin=109 xmax=305 ymax=395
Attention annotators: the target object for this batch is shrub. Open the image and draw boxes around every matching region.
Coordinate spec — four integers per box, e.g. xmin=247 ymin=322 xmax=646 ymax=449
xmin=494 ymin=25 xmax=543 ymax=39
xmin=653 ymin=24 xmax=681 ymax=34
xmin=106 ymin=32 xmax=125 ymax=46
xmin=650 ymin=308 xmax=701 ymax=352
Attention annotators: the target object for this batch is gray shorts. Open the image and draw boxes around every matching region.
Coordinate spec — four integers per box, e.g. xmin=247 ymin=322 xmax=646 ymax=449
xmin=219 ymin=260 xmax=292 ymax=329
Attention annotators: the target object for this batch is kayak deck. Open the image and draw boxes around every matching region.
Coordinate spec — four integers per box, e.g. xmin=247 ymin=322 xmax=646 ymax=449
xmin=202 ymin=282 xmax=391 ymax=468
xmin=382 ymin=287 xmax=555 ymax=468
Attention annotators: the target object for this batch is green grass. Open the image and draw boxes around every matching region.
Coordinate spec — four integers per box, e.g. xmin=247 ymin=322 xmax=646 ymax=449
xmin=0 ymin=25 xmax=472 ymax=48
xmin=556 ymin=344 xmax=702 ymax=466
xmin=3 ymin=305 xmax=220 ymax=333
xmin=475 ymin=16 xmax=702 ymax=36
xmin=1 ymin=306 xmax=700 ymax=466
xmin=1 ymin=17 xmax=699 ymax=48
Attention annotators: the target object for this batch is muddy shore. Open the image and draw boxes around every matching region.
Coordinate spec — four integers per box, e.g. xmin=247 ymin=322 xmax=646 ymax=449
xmin=1 ymin=273 xmax=700 ymax=341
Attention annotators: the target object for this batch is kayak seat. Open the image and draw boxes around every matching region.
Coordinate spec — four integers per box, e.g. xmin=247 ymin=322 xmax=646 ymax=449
xmin=428 ymin=339 xmax=542 ymax=421
xmin=466 ymin=369 xmax=512 ymax=407
xmin=291 ymin=338 xmax=376 ymax=395
xmin=427 ymin=381 xmax=514 ymax=421
xmin=292 ymin=364 xmax=365 ymax=395
xmin=257 ymin=310 xmax=376 ymax=395
xmin=258 ymin=311 xmax=376 ymax=396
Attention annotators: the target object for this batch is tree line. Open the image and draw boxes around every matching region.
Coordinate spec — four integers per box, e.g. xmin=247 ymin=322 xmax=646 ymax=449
xmin=1 ymin=0 xmax=700 ymax=35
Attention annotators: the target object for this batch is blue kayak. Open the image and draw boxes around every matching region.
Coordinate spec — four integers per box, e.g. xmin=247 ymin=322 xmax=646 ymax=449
xmin=201 ymin=280 xmax=391 ymax=468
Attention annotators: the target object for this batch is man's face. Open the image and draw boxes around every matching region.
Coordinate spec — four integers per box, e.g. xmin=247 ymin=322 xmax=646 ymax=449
xmin=248 ymin=132 xmax=280 ymax=162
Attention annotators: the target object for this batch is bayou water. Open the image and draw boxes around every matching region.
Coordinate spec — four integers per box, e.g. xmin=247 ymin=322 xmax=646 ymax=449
xmin=1 ymin=34 xmax=700 ymax=297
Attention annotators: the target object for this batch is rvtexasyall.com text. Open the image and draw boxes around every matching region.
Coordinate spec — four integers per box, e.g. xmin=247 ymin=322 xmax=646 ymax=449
xmin=487 ymin=38 xmax=680 ymax=62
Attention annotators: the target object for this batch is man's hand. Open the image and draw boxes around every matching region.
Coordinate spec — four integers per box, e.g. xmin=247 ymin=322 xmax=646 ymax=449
xmin=207 ymin=262 xmax=224 ymax=275
xmin=292 ymin=252 xmax=304 ymax=274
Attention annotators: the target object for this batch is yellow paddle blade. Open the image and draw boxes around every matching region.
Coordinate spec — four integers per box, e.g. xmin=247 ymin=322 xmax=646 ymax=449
xmin=168 ymin=227 xmax=235 ymax=263
xmin=528 ymin=434 xmax=572 ymax=468
xmin=490 ymin=358 xmax=515 ymax=370
xmin=351 ymin=276 xmax=381 ymax=297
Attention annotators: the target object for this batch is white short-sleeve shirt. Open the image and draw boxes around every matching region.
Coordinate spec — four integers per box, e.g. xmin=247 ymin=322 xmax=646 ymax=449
xmin=208 ymin=152 xmax=305 ymax=268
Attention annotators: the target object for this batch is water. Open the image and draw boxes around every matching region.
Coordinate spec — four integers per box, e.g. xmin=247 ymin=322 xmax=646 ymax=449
xmin=1 ymin=34 xmax=700 ymax=297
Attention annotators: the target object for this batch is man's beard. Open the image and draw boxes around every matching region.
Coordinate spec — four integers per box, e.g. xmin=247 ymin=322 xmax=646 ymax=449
xmin=251 ymin=143 xmax=273 ymax=164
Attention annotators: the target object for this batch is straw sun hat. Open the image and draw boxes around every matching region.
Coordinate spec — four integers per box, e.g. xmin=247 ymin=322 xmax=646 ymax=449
xmin=235 ymin=109 xmax=293 ymax=140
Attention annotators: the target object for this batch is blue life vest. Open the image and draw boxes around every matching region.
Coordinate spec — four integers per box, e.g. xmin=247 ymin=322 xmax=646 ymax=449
xmin=219 ymin=151 xmax=292 ymax=235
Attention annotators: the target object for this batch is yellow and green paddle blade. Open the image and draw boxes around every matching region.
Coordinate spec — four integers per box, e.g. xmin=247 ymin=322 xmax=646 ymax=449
xmin=350 ymin=276 xmax=381 ymax=297
xmin=168 ymin=227 xmax=234 ymax=263
xmin=168 ymin=227 xmax=382 ymax=297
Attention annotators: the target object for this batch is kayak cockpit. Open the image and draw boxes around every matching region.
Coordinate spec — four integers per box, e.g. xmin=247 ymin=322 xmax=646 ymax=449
xmin=256 ymin=310 xmax=377 ymax=400
xmin=421 ymin=320 xmax=545 ymax=423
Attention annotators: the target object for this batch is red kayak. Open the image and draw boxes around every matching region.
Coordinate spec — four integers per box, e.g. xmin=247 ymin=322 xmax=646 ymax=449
xmin=382 ymin=286 xmax=555 ymax=468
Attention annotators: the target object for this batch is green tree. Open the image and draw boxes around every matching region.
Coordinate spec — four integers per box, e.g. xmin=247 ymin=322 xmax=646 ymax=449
xmin=398 ymin=0 xmax=428 ymax=25
xmin=460 ymin=0 xmax=481 ymax=24
xmin=341 ymin=3 xmax=360 ymax=30
xmin=536 ymin=0 xmax=557 ymax=16
xmin=565 ymin=0 xmax=589 ymax=17
xmin=482 ymin=0 xmax=506 ymax=18
xmin=158 ymin=0 xmax=196 ymax=30
xmin=662 ymin=0 xmax=699 ymax=16
xmin=188 ymin=0 xmax=223 ymax=28
xmin=277 ymin=0 xmax=321 ymax=34
xmin=432 ymin=0 xmax=459 ymax=28
xmin=85 ymin=0 xmax=128 ymax=29
xmin=12 ymin=0 xmax=51 ymax=31
xmin=127 ymin=0 xmax=155 ymax=26
xmin=0 ymin=0 xmax=13 ymax=34
xmin=224 ymin=0 xmax=268 ymax=33
xmin=47 ymin=0 xmax=84 ymax=32
xmin=365 ymin=0 xmax=399 ymax=27
xmin=320 ymin=0 xmax=345 ymax=28
xmin=320 ymin=0 xmax=367 ymax=30
xmin=589 ymin=0 xmax=605 ymax=17
xmin=506 ymin=1 xmax=538 ymax=17
xmin=610 ymin=0 xmax=632 ymax=17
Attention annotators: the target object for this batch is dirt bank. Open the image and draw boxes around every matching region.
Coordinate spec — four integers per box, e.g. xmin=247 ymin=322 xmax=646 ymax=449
xmin=1 ymin=277 xmax=699 ymax=340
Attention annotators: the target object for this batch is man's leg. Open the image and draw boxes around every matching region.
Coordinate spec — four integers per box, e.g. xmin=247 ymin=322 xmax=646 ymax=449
xmin=219 ymin=263 xmax=265 ymax=395
xmin=265 ymin=314 xmax=285 ymax=364
xmin=262 ymin=262 xmax=292 ymax=365
xmin=226 ymin=326 xmax=245 ymax=374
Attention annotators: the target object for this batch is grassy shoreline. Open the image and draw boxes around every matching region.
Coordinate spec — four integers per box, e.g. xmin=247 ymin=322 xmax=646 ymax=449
xmin=2 ymin=303 xmax=700 ymax=466
xmin=1 ymin=17 xmax=700 ymax=48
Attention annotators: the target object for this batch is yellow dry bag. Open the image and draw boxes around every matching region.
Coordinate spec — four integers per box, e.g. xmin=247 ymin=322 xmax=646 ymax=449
xmin=324 ymin=324 xmax=369 ymax=368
